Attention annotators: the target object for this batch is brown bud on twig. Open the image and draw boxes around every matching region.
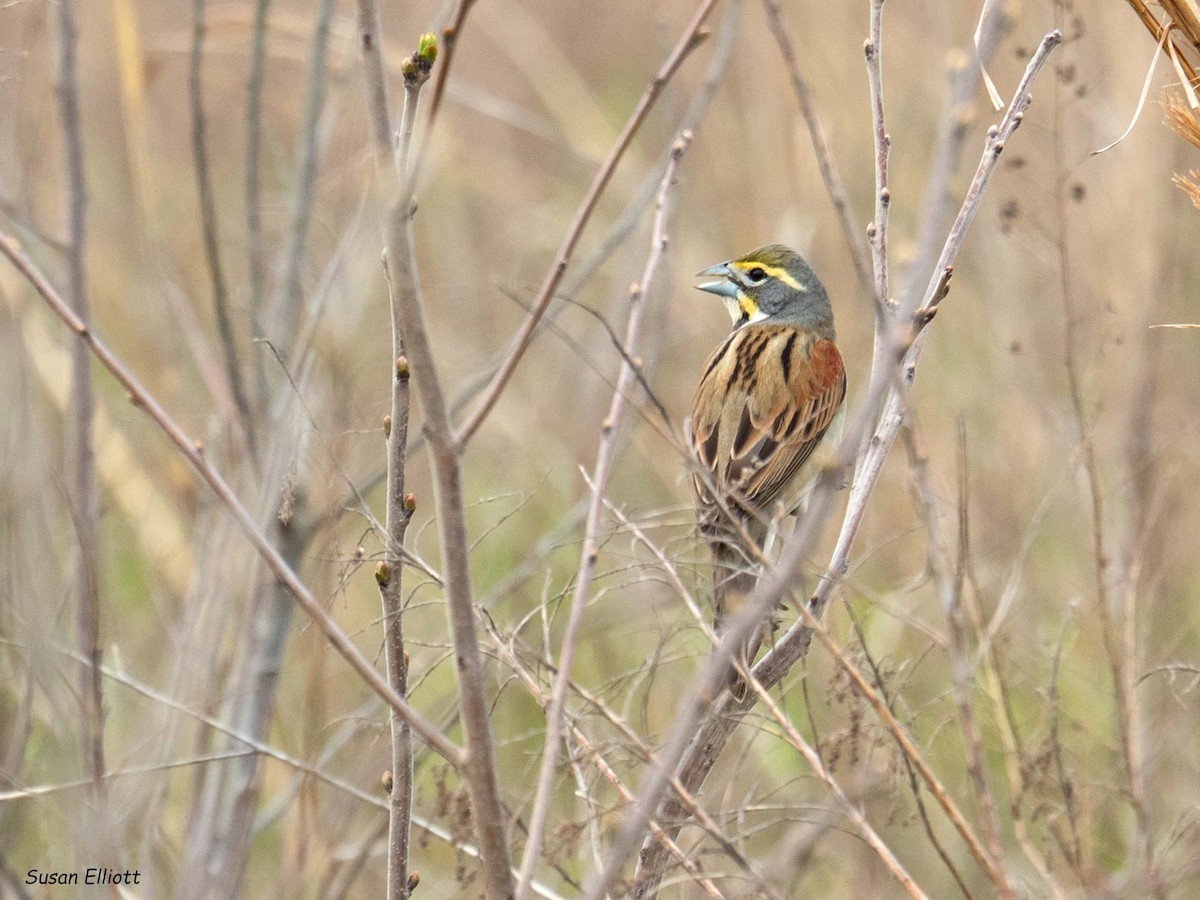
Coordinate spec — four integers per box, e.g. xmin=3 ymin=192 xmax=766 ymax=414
xmin=383 ymin=415 xmax=392 ymax=439
xmin=407 ymin=871 xmax=421 ymax=892
xmin=403 ymin=493 xmax=417 ymax=514
xmin=382 ymin=770 xmax=393 ymax=793
xmin=396 ymin=356 xmax=410 ymax=380
xmin=375 ymin=561 xmax=392 ymax=587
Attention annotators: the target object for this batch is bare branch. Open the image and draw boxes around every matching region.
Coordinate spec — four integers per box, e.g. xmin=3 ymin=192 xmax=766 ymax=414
xmin=483 ymin=618 xmax=728 ymax=899
xmin=409 ymin=0 xmax=478 ymax=185
xmin=271 ymin=0 xmax=336 ymax=355
xmin=56 ymin=0 xmax=105 ymax=809
xmin=190 ymin=0 xmax=256 ymax=454
xmin=901 ymin=420 xmax=1014 ymax=897
xmin=744 ymin=671 xmax=928 ymax=898
xmin=516 ymin=131 xmax=692 ymax=900
xmin=455 ymin=0 xmax=720 ymax=446
xmin=761 ymin=0 xmax=872 ymax=292
xmin=354 ymin=0 xmax=392 ymax=162
xmin=865 ymin=0 xmax=892 ymax=317
xmin=1052 ymin=45 xmax=1161 ymax=893
xmin=359 ymin=21 xmax=436 ymax=898
xmin=0 ymin=231 xmax=464 ymax=770
xmin=380 ymin=42 xmax=515 ymax=898
xmin=246 ymin=0 xmax=271 ymax=404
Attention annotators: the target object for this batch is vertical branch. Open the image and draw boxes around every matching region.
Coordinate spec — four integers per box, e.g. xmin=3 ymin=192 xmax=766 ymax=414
xmin=56 ymin=0 xmax=105 ymax=796
xmin=383 ymin=218 xmax=512 ymax=899
xmin=900 ymin=421 xmax=1014 ymax=898
xmin=761 ymin=0 xmax=873 ymax=293
xmin=865 ymin=0 xmax=892 ymax=317
xmin=355 ymin=0 xmax=393 ymax=162
xmin=190 ymin=0 xmax=256 ymax=453
xmin=900 ymin=4 xmax=1011 ymax=306
xmin=246 ymin=0 xmax=271 ymax=404
xmin=378 ymin=32 xmax=514 ymax=899
xmin=182 ymin=0 xmax=328 ymax=887
xmin=863 ymin=0 xmax=897 ymax=421
xmin=373 ymin=32 xmax=435 ymax=900
xmin=1051 ymin=48 xmax=1159 ymax=892
xmin=515 ymin=132 xmax=692 ymax=900
xmin=273 ymin=0 xmax=336 ymax=355
xmin=407 ymin=0 xmax=477 ymax=189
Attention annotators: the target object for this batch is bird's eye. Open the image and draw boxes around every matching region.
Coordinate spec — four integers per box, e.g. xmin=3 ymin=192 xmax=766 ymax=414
xmin=747 ymin=266 xmax=767 ymax=283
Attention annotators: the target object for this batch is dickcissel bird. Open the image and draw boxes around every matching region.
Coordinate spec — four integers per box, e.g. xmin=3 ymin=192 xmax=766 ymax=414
xmin=688 ymin=244 xmax=846 ymax=696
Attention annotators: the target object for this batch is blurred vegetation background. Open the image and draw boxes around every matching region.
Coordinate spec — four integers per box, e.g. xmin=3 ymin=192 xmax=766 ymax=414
xmin=2 ymin=0 xmax=1199 ymax=896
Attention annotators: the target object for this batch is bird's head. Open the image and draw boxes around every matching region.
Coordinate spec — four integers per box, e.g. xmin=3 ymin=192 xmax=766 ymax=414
xmin=695 ymin=244 xmax=834 ymax=335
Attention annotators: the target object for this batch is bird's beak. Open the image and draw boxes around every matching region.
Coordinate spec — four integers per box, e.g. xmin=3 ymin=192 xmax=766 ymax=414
xmin=695 ymin=261 xmax=738 ymax=298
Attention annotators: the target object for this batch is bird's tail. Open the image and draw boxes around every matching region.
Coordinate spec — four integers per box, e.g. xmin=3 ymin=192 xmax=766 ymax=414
xmin=711 ymin=523 xmax=770 ymax=699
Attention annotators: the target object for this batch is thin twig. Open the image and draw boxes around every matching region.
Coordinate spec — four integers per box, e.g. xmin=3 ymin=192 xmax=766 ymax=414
xmin=1049 ymin=615 xmax=1084 ymax=882
xmin=515 ymin=132 xmax=692 ymax=900
xmin=455 ymin=0 xmax=720 ymax=447
xmin=1051 ymin=39 xmax=1161 ymax=894
xmin=56 ymin=0 xmax=105 ymax=804
xmin=900 ymin=2 xmax=1010 ymax=308
xmin=190 ymin=0 xmax=256 ymax=455
xmin=354 ymin=0 xmax=392 ymax=162
xmin=760 ymin=0 xmax=872 ymax=293
xmin=408 ymin=0 xmax=477 ymax=188
xmin=951 ymin=427 xmax=1062 ymax=894
xmin=381 ymin=77 xmax=515 ymax=900
xmin=900 ymin=420 xmax=1014 ymax=898
xmin=272 ymin=0 xmax=336 ymax=356
xmin=482 ymin=619 xmax=727 ymax=899
xmin=865 ymin=0 xmax=892 ymax=318
xmin=246 ymin=0 xmax=271 ymax=407
xmin=0 ymin=231 xmax=464 ymax=770
xmin=39 ymin=645 xmax=570 ymax=899
xmin=367 ymin=25 xmax=434 ymax=900
xmin=743 ymin=668 xmax=928 ymax=899
xmin=844 ymin=605 xmax=972 ymax=899
xmin=862 ymin=0 xmax=896 ymax=430
xmin=795 ymin=598 xmax=1005 ymax=888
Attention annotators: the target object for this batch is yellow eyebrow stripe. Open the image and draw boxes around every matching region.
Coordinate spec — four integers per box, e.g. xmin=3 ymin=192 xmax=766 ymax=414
xmin=732 ymin=261 xmax=805 ymax=291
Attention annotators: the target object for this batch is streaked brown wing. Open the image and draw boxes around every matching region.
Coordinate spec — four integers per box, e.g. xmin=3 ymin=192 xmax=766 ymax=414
xmin=690 ymin=326 xmax=845 ymax=524
xmin=736 ymin=337 xmax=845 ymax=508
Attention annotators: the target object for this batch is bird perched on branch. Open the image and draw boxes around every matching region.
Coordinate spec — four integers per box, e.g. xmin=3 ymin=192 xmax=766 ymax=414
xmin=688 ymin=244 xmax=846 ymax=697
